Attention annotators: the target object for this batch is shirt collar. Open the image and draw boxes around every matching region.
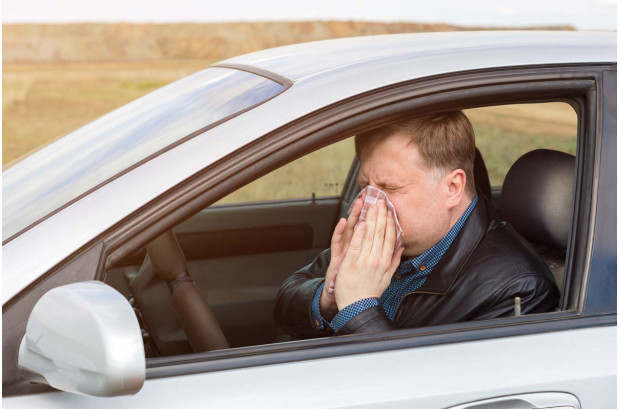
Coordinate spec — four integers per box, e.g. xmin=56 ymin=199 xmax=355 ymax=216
xmin=397 ymin=196 xmax=478 ymax=275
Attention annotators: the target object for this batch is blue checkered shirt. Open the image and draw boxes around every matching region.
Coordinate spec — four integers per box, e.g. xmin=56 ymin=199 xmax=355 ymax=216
xmin=312 ymin=196 xmax=478 ymax=332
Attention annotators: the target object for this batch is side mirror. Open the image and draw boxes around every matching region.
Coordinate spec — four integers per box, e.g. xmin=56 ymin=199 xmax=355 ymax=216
xmin=18 ymin=281 xmax=145 ymax=397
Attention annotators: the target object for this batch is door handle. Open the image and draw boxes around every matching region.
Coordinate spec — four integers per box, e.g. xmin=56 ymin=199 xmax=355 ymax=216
xmin=449 ymin=392 xmax=580 ymax=409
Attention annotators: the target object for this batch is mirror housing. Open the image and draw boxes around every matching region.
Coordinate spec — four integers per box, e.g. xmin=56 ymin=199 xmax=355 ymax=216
xmin=18 ymin=281 xmax=145 ymax=397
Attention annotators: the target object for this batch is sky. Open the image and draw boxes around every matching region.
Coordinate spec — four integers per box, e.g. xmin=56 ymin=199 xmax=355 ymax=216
xmin=2 ymin=0 xmax=617 ymax=30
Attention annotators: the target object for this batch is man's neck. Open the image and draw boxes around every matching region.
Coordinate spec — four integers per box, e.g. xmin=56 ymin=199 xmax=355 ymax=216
xmin=448 ymin=194 xmax=476 ymax=230
xmin=403 ymin=194 xmax=477 ymax=260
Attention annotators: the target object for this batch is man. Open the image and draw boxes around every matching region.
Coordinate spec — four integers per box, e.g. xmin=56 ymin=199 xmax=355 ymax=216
xmin=274 ymin=111 xmax=560 ymax=338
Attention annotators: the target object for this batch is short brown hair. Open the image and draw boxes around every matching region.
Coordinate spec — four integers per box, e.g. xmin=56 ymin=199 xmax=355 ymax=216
xmin=355 ymin=111 xmax=476 ymax=197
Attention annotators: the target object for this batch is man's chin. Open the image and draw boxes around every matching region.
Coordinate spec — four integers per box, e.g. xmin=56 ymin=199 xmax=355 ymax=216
xmin=401 ymin=248 xmax=418 ymax=260
xmin=401 ymin=242 xmax=429 ymax=259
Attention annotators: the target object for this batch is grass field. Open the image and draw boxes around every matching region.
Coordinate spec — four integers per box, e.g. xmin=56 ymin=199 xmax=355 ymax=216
xmin=466 ymin=104 xmax=577 ymax=184
xmin=2 ymin=62 xmax=577 ymax=203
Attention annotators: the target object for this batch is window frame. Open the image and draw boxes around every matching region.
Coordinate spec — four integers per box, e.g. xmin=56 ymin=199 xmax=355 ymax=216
xmin=106 ymin=64 xmax=611 ymax=380
xmin=3 ymin=64 xmax=614 ymax=393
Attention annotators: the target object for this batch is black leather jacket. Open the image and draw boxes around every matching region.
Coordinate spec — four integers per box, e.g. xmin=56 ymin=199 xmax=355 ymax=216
xmin=274 ymin=196 xmax=560 ymax=338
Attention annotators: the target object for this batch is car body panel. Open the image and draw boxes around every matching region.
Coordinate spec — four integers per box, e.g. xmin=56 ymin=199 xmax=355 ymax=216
xmin=3 ymin=32 xmax=616 ymax=304
xmin=3 ymin=326 xmax=616 ymax=408
xmin=220 ymin=31 xmax=616 ymax=81
xmin=583 ymin=69 xmax=617 ymax=314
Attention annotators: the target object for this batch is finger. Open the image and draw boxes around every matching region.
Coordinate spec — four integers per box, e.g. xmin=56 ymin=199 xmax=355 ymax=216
xmin=330 ymin=217 xmax=347 ymax=254
xmin=360 ymin=204 xmax=378 ymax=257
xmin=370 ymin=199 xmax=388 ymax=260
xmin=344 ymin=198 xmax=363 ymax=247
xmin=344 ymin=221 xmax=366 ymax=262
xmin=382 ymin=207 xmax=398 ymax=262
xmin=350 ymin=196 xmax=364 ymax=219
xmin=328 ymin=277 xmax=336 ymax=294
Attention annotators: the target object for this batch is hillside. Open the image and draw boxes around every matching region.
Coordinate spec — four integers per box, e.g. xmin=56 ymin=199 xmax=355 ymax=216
xmin=2 ymin=21 xmax=574 ymax=63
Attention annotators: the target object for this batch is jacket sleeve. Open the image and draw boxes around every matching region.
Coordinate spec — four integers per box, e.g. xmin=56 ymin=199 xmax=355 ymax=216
xmin=273 ymin=249 xmax=335 ymax=339
xmin=472 ymin=273 xmax=560 ymax=320
xmin=335 ymin=305 xmax=396 ymax=335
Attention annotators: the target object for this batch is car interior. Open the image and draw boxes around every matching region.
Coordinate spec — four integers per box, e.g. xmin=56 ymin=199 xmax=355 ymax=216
xmin=103 ymin=103 xmax=577 ymax=358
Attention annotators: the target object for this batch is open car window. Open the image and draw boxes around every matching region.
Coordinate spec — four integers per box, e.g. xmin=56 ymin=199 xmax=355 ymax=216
xmin=466 ymin=103 xmax=577 ymax=187
xmin=215 ymin=137 xmax=355 ymax=205
xmin=103 ymin=101 xmax=578 ymax=357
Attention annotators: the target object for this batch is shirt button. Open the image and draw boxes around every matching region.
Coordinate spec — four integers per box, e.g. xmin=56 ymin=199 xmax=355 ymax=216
xmin=419 ymin=265 xmax=427 ymax=272
xmin=315 ymin=319 xmax=321 ymax=327
xmin=395 ymin=273 xmax=402 ymax=279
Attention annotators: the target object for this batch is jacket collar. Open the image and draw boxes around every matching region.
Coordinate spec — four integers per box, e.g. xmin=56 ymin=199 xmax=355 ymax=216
xmin=415 ymin=194 xmax=496 ymax=294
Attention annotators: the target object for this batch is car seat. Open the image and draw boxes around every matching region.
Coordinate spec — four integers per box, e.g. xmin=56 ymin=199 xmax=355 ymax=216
xmin=500 ymin=149 xmax=575 ymax=289
xmin=473 ymin=147 xmax=492 ymax=201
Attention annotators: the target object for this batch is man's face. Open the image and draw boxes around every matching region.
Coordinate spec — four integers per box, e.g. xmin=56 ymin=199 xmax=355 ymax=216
xmin=357 ymin=133 xmax=454 ymax=257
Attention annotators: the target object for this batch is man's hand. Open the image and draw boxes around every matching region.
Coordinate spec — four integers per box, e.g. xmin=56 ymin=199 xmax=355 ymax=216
xmin=334 ymin=199 xmax=404 ymax=310
xmin=319 ymin=197 xmax=363 ymax=320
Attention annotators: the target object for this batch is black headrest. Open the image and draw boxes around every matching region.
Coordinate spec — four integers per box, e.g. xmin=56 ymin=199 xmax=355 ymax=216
xmin=501 ymin=149 xmax=575 ymax=250
xmin=474 ymin=147 xmax=492 ymax=201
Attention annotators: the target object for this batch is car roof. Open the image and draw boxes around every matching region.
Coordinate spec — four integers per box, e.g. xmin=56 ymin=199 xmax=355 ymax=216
xmin=220 ymin=31 xmax=616 ymax=82
xmin=3 ymin=31 xmax=616 ymax=304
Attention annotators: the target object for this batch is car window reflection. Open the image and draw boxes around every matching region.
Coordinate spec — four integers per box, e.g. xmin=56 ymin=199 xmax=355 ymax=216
xmin=3 ymin=67 xmax=285 ymax=241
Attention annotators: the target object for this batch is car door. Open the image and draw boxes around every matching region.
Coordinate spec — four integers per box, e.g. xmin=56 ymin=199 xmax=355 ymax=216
xmin=3 ymin=64 xmax=616 ymax=408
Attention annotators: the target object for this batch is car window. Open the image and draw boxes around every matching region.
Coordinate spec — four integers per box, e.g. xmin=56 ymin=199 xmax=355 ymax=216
xmin=215 ymin=137 xmax=355 ymax=204
xmin=2 ymin=67 xmax=285 ymax=241
xmin=466 ymin=102 xmax=577 ymax=187
xmin=104 ymin=102 xmax=579 ymax=358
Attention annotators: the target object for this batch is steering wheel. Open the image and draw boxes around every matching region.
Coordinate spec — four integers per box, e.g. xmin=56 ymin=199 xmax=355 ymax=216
xmin=144 ymin=230 xmax=229 ymax=352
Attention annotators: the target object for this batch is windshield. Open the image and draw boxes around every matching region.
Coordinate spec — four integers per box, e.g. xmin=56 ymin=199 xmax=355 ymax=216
xmin=3 ymin=67 xmax=285 ymax=241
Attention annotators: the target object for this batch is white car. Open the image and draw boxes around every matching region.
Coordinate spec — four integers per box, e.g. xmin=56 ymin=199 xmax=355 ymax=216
xmin=3 ymin=31 xmax=617 ymax=408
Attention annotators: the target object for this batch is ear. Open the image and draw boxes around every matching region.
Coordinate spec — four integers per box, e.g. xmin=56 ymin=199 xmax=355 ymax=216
xmin=443 ymin=169 xmax=466 ymax=209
